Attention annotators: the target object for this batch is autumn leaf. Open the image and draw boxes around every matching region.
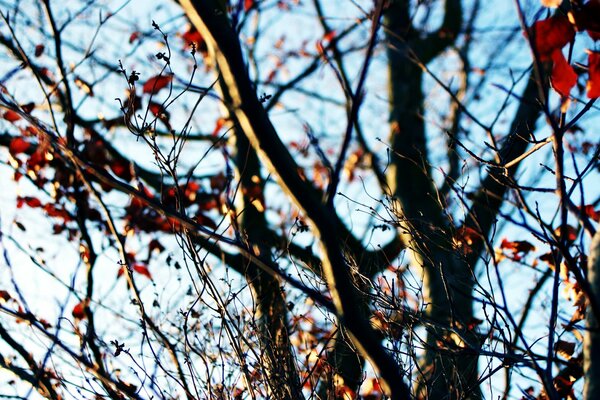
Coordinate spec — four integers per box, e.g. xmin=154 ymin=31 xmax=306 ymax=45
xmin=132 ymin=263 xmax=152 ymax=279
xmin=500 ymin=238 xmax=536 ymax=255
xmin=194 ymin=212 xmax=217 ymax=230
xmin=9 ymin=137 xmax=30 ymax=155
xmin=212 ymin=117 xmax=227 ymax=136
xmin=541 ymin=0 xmax=561 ymax=7
xmin=129 ymin=31 xmax=141 ymax=43
xmin=555 ymin=340 xmax=576 ymax=359
xmin=587 ymin=51 xmax=600 ymax=98
xmin=244 ymin=0 xmax=254 ymax=11
xmin=181 ymin=26 xmax=207 ymax=53
xmin=72 ymin=300 xmax=87 ymax=320
xmin=554 ymin=225 xmax=578 ymax=242
xmin=530 ymin=16 xmax=575 ymax=60
xmin=117 ymin=263 xmax=152 ymax=279
xmin=323 ymin=30 xmax=336 ymax=43
xmin=0 ymin=290 xmax=12 ymax=303
xmin=109 ymin=159 xmax=133 ymax=181
xmin=16 ymin=196 xmax=43 ymax=208
xmin=581 ymin=204 xmax=600 ymax=221
xmin=142 ymin=75 xmax=172 ymax=94
xmin=572 ymin=0 xmax=600 ymax=41
xmin=3 ymin=110 xmax=21 ymax=122
xmin=550 ymin=49 xmax=577 ymax=97
xmin=34 ymin=44 xmax=45 ymax=57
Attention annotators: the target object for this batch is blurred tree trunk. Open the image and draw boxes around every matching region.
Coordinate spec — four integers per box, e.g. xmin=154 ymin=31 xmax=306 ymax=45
xmin=385 ymin=1 xmax=481 ymax=398
xmin=584 ymin=229 xmax=600 ymax=400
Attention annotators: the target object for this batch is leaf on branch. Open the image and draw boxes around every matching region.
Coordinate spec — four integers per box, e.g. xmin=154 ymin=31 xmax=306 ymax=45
xmin=117 ymin=263 xmax=153 ymax=280
xmin=587 ymin=50 xmax=600 ymax=98
xmin=0 ymin=290 xmax=12 ymax=303
xmin=109 ymin=159 xmax=134 ymax=181
xmin=181 ymin=26 xmax=207 ymax=54
xmin=554 ymin=225 xmax=578 ymax=242
xmin=550 ymin=49 xmax=577 ymax=98
xmin=34 ymin=44 xmax=45 ymax=57
xmin=571 ymin=1 xmax=600 ymax=41
xmin=132 ymin=263 xmax=152 ymax=279
xmin=3 ymin=110 xmax=21 ymax=122
xmin=541 ymin=0 xmax=561 ymax=7
xmin=16 ymin=196 xmax=43 ymax=208
xmin=129 ymin=31 xmax=141 ymax=44
xmin=9 ymin=137 xmax=30 ymax=155
xmin=530 ymin=16 xmax=575 ymax=60
xmin=580 ymin=204 xmax=600 ymax=221
xmin=244 ymin=0 xmax=255 ymax=11
xmin=72 ymin=300 xmax=87 ymax=320
xmin=142 ymin=75 xmax=172 ymax=94
xmin=194 ymin=212 xmax=217 ymax=230
xmin=555 ymin=339 xmax=576 ymax=359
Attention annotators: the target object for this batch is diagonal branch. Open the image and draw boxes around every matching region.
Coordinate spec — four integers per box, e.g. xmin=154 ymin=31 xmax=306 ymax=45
xmin=178 ymin=1 xmax=410 ymax=397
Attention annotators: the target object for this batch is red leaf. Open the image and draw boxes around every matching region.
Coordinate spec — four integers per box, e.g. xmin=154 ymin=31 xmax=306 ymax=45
xmin=244 ymin=0 xmax=254 ymax=11
xmin=0 ymin=290 xmax=12 ymax=303
xmin=323 ymin=30 xmax=336 ymax=43
xmin=581 ymin=204 xmax=600 ymax=221
xmin=20 ymin=102 xmax=35 ymax=113
xmin=572 ymin=1 xmax=600 ymax=40
xmin=109 ymin=159 xmax=133 ymax=181
xmin=72 ymin=300 xmax=87 ymax=320
xmin=550 ymin=49 xmax=577 ymax=97
xmin=117 ymin=264 xmax=152 ymax=279
xmin=148 ymin=239 xmax=165 ymax=254
xmin=182 ymin=27 xmax=204 ymax=47
xmin=148 ymin=102 xmax=163 ymax=116
xmin=43 ymin=204 xmax=73 ymax=221
xmin=132 ymin=263 xmax=153 ymax=279
xmin=500 ymin=238 xmax=536 ymax=255
xmin=530 ymin=16 xmax=575 ymax=60
xmin=554 ymin=225 xmax=578 ymax=242
xmin=142 ymin=75 xmax=172 ymax=94
xmin=34 ymin=44 xmax=45 ymax=57
xmin=587 ymin=51 xmax=600 ymax=99
xmin=129 ymin=31 xmax=141 ymax=44
xmin=16 ymin=196 xmax=43 ymax=208
xmin=3 ymin=110 xmax=21 ymax=122
xmin=9 ymin=137 xmax=30 ymax=155
xmin=212 ymin=118 xmax=226 ymax=136
xmin=194 ymin=212 xmax=217 ymax=229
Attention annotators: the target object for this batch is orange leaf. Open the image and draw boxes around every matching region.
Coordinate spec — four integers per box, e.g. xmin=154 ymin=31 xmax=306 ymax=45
xmin=587 ymin=51 xmax=600 ymax=99
xmin=109 ymin=159 xmax=133 ymax=181
xmin=72 ymin=300 xmax=87 ymax=320
xmin=194 ymin=212 xmax=217 ymax=229
xmin=16 ymin=196 xmax=43 ymax=208
xmin=0 ymin=290 xmax=12 ymax=303
xmin=572 ymin=1 xmax=600 ymax=40
xmin=323 ymin=30 xmax=336 ymax=43
xmin=531 ymin=16 xmax=575 ymax=60
xmin=212 ymin=117 xmax=226 ymax=136
xmin=129 ymin=31 xmax=141 ymax=44
xmin=34 ymin=44 xmax=45 ymax=57
xmin=132 ymin=263 xmax=153 ymax=279
xmin=550 ymin=49 xmax=577 ymax=97
xmin=581 ymin=204 xmax=600 ymax=221
xmin=500 ymin=238 xmax=536 ymax=255
xmin=182 ymin=27 xmax=204 ymax=47
xmin=3 ymin=110 xmax=21 ymax=122
xmin=9 ymin=137 xmax=30 ymax=155
xmin=554 ymin=225 xmax=578 ymax=242
xmin=142 ymin=75 xmax=172 ymax=94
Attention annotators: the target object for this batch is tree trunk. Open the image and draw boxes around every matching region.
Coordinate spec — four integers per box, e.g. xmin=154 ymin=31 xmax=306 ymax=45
xmin=584 ymin=229 xmax=600 ymax=399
